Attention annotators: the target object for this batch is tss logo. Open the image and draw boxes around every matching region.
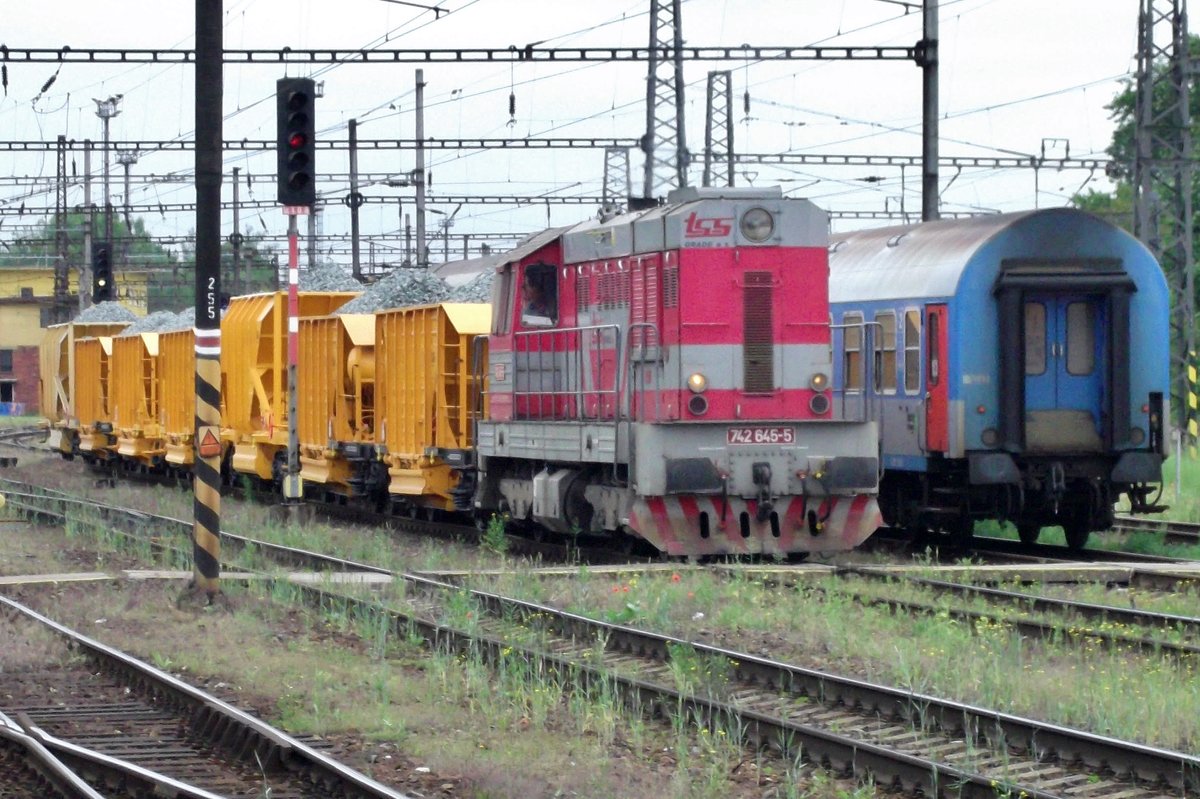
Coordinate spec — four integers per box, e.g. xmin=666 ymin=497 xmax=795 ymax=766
xmin=684 ymin=212 xmax=733 ymax=238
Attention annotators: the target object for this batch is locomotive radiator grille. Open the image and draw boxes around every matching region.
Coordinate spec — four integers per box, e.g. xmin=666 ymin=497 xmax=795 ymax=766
xmin=743 ymin=271 xmax=774 ymax=394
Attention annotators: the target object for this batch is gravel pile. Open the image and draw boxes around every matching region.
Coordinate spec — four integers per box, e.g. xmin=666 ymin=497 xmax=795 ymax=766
xmin=118 ymin=311 xmax=185 ymax=336
xmin=337 ymin=267 xmax=450 ymax=314
xmin=172 ymin=308 xmax=197 ymax=330
xmin=72 ymin=301 xmax=138 ymax=324
xmin=301 ymin=261 xmax=362 ymax=292
xmin=447 ymin=271 xmax=494 ymax=303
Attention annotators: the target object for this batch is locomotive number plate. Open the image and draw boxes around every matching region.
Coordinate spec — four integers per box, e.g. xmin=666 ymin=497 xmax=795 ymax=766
xmin=726 ymin=426 xmax=795 ymax=445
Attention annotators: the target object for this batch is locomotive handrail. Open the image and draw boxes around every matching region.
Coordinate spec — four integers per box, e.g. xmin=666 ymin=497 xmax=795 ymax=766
xmin=510 ymin=323 xmax=625 ymax=473
xmin=829 ymin=319 xmax=870 ymax=423
xmin=623 ymin=322 xmax=664 ymax=422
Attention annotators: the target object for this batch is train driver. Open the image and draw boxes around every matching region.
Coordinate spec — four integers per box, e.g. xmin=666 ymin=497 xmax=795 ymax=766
xmin=521 ymin=269 xmax=556 ymax=326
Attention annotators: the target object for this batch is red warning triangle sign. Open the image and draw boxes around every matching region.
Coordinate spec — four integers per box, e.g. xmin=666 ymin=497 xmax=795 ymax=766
xmin=198 ymin=427 xmax=221 ymax=459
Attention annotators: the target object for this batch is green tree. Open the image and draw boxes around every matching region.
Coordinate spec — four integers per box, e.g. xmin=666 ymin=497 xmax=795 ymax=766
xmin=1076 ymin=34 xmax=1200 ymax=405
xmin=3 ymin=212 xmax=176 ymax=273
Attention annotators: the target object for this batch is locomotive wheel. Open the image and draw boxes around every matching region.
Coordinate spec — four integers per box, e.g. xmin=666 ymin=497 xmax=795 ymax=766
xmin=1017 ymin=523 xmax=1041 ymax=546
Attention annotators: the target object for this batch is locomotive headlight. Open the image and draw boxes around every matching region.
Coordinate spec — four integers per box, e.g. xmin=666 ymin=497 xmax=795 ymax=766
xmin=739 ymin=207 xmax=775 ymax=242
xmin=687 ymin=372 xmax=708 ymax=393
xmin=810 ymin=372 xmax=829 ymax=391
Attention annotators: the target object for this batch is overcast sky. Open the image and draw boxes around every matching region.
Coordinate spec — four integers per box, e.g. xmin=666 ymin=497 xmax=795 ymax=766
xmin=0 ymin=0 xmax=1166 ymax=268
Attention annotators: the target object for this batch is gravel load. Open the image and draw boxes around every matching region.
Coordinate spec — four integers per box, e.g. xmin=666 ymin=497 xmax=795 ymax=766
xmin=301 ymin=261 xmax=362 ymax=292
xmin=336 ymin=267 xmax=450 ymax=314
xmin=72 ymin=301 xmax=138 ymax=324
xmin=447 ymin=270 xmax=494 ymax=303
xmin=172 ymin=308 xmax=197 ymax=330
xmin=118 ymin=311 xmax=184 ymax=336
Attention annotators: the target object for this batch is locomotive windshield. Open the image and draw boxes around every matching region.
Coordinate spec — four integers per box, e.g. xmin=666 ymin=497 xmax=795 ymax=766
xmin=521 ymin=263 xmax=557 ymax=327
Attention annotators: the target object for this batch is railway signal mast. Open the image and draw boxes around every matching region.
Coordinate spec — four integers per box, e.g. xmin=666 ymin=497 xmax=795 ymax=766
xmin=191 ymin=0 xmax=224 ymax=603
xmin=277 ymin=77 xmax=317 ymax=511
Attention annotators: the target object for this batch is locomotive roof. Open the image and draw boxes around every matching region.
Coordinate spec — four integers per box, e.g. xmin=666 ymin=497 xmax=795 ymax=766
xmin=827 ymin=208 xmax=1155 ymax=303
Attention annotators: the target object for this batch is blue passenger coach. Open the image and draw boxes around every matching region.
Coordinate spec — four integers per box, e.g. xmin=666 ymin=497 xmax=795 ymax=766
xmin=828 ymin=208 xmax=1168 ymax=549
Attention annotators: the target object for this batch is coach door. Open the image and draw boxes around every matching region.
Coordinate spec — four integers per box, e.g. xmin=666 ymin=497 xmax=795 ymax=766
xmin=924 ymin=304 xmax=949 ymax=452
xmin=1023 ymin=294 xmax=1104 ymax=452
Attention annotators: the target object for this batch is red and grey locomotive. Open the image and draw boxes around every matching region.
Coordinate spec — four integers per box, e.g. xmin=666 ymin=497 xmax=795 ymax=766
xmin=474 ymin=186 xmax=882 ymax=556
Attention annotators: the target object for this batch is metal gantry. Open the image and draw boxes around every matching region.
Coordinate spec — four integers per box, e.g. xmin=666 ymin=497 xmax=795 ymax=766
xmin=702 ymin=70 xmax=734 ymax=188
xmin=642 ymin=0 xmax=688 ymax=198
xmin=1133 ymin=0 xmax=1197 ymax=454
xmin=601 ymin=146 xmax=631 ymax=219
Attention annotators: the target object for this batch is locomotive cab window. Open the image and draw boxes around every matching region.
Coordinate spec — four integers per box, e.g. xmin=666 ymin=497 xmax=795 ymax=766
xmin=842 ymin=312 xmax=864 ymax=391
xmin=521 ymin=263 xmax=558 ymax=327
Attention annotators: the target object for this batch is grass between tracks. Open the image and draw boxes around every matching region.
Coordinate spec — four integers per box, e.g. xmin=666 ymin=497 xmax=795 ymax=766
xmin=0 ymin=501 xmax=872 ymax=799
xmin=22 ymin=494 xmax=1200 ymax=755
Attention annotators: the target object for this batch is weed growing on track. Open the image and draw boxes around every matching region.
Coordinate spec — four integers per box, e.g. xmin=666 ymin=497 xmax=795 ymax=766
xmin=481 ymin=513 xmax=509 ymax=555
xmin=497 ymin=568 xmax=1200 ymax=752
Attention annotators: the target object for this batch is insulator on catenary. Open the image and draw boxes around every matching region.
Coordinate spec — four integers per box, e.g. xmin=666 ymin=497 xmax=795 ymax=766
xmin=743 ymin=90 xmax=750 ymax=115
xmin=508 ymin=92 xmax=516 ymax=118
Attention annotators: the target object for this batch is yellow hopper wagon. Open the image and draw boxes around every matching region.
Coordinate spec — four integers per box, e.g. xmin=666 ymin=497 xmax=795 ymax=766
xmin=40 ymin=321 xmax=131 ymax=459
xmin=158 ymin=327 xmax=197 ymax=469
xmin=375 ymin=302 xmax=490 ymax=514
xmin=222 ymin=292 xmax=359 ymax=485
xmin=111 ymin=331 xmax=166 ymax=467
xmin=297 ymin=312 xmax=378 ymax=499
xmin=73 ymin=336 xmax=119 ymax=461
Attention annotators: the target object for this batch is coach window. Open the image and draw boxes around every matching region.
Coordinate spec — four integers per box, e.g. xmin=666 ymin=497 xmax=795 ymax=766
xmin=843 ymin=313 xmax=864 ymax=391
xmin=1024 ymin=302 xmax=1047 ymax=375
xmin=904 ymin=310 xmax=921 ymax=394
xmin=521 ymin=263 xmax=558 ymax=328
xmin=1065 ymin=302 xmax=1095 ymax=375
xmin=873 ymin=311 xmax=897 ymax=393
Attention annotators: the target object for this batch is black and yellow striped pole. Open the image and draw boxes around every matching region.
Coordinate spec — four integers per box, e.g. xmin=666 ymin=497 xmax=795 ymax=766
xmin=1188 ymin=349 xmax=1198 ymax=459
xmin=191 ymin=0 xmax=222 ymax=600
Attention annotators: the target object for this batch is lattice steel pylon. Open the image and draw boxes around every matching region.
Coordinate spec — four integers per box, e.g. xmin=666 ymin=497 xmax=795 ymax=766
xmin=1133 ymin=0 xmax=1196 ymax=450
xmin=703 ymin=70 xmax=734 ymax=188
xmin=642 ymin=0 xmax=688 ymax=199
xmin=601 ymin=146 xmax=631 ymax=220
xmin=54 ymin=134 xmax=70 ymax=322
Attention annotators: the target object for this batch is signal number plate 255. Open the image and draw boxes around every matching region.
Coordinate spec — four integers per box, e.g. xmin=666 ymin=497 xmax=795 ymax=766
xmin=726 ymin=426 xmax=795 ymax=445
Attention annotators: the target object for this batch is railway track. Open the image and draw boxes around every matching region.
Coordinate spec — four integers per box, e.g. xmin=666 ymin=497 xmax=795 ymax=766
xmin=1113 ymin=515 xmax=1200 ymax=546
xmin=829 ymin=567 xmax=1200 ymax=659
xmin=0 ymin=596 xmax=412 ymax=799
xmin=4 ymin=480 xmax=1199 ymax=799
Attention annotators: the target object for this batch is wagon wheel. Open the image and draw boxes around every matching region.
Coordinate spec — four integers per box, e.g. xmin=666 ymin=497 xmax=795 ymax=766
xmin=947 ymin=506 xmax=976 ymax=549
xmin=1017 ymin=523 xmax=1041 ymax=546
xmin=1063 ymin=522 xmax=1090 ymax=551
